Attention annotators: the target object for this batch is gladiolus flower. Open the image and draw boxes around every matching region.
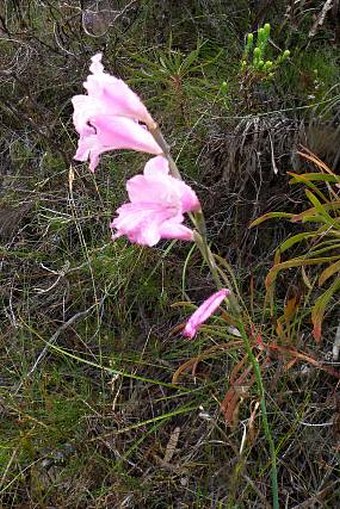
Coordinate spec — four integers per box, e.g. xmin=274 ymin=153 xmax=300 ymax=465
xmin=72 ymin=53 xmax=162 ymax=172
xmin=111 ymin=156 xmax=201 ymax=246
xmin=183 ymin=289 xmax=230 ymax=339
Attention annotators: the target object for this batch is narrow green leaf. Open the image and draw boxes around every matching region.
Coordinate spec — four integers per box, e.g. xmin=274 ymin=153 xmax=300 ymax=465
xmin=292 ymin=201 xmax=340 ymax=222
xmin=279 ymin=232 xmax=316 ymax=253
xmin=307 ymin=242 xmax=340 ymax=257
xmin=319 ymin=260 xmax=340 ymax=285
xmin=305 ymin=190 xmax=340 ymax=229
xmin=289 ymin=173 xmax=339 ymax=184
xmin=249 ymin=212 xmax=294 ymax=228
xmin=265 ymin=255 xmax=340 ymax=290
xmin=288 ymin=173 xmax=329 ymax=202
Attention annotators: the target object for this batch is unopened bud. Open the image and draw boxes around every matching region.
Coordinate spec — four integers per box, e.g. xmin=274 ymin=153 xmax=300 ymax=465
xmin=264 ymin=23 xmax=271 ymax=35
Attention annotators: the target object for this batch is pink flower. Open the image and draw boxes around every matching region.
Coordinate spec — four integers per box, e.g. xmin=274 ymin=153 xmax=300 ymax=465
xmin=183 ymin=289 xmax=230 ymax=339
xmin=111 ymin=156 xmax=201 ymax=246
xmin=72 ymin=53 xmax=162 ymax=172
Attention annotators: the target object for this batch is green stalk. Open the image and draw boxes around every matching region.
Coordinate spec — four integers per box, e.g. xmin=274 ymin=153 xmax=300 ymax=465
xmin=193 ymin=230 xmax=240 ymax=315
xmin=237 ymin=321 xmax=279 ymax=509
xmin=149 ymin=126 xmax=182 ymax=180
xmin=150 ymin=125 xmax=239 ymax=311
xmin=150 ymin=125 xmax=279 ymax=507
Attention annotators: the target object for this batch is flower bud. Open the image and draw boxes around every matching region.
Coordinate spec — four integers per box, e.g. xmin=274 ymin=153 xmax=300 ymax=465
xmin=253 ymin=47 xmax=261 ymax=59
xmin=247 ymin=33 xmax=254 ymax=44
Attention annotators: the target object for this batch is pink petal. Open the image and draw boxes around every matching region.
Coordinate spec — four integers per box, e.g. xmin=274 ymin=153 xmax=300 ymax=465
xmin=144 ymin=157 xmax=200 ymax=212
xmin=84 ymin=53 xmax=156 ymax=128
xmin=158 ymin=222 xmax=194 ymax=241
xmin=73 ymin=116 xmax=162 ymax=172
xmin=127 ymin=172 xmax=179 ymax=206
xmin=144 ymin=155 xmax=170 ymax=176
xmin=111 ymin=202 xmax=177 ymax=246
xmin=72 ymin=95 xmax=97 ymax=134
xmin=72 ymin=54 xmax=162 ymax=170
xmin=89 ymin=53 xmax=104 ymax=74
xmin=92 ymin=116 xmax=162 ymax=154
xmin=172 ymin=179 xmax=201 ymax=213
xmin=127 ymin=156 xmax=201 ymax=212
xmin=126 ymin=157 xmax=174 ymax=204
xmin=110 ymin=157 xmax=200 ymax=246
xmin=183 ymin=289 xmax=230 ymax=339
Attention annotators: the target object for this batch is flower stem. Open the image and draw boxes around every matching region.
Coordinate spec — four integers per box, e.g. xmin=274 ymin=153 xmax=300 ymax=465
xmin=150 ymin=126 xmax=239 ymax=311
xmin=193 ymin=231 xmax=240 ymax=315
xmin=149 ymin=126 xmax=182 ymax=180
xmin=194 ymin=227 xmax=279 ymax=509
xmin=151 ymin=125 xmax=279 ymax=506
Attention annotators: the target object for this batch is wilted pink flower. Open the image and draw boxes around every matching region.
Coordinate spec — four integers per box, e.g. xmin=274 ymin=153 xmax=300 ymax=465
xmin=72 ymin=53 xmax=162 ymax=171
xmin=183 ymin=289 xmax=230 ymax=339
xmin=111 ymin=156 xmax=201 ymax=246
